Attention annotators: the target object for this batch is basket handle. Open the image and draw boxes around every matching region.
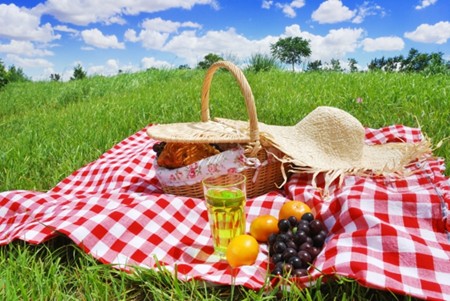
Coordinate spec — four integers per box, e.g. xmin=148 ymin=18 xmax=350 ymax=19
xmin=200 ymin=61 xmax=260 ymax=144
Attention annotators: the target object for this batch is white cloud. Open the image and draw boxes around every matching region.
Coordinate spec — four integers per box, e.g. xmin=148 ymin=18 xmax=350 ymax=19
xmin=81 ymin=28 xmax=125 ymax=49
xmin=404 ymin=21 xmax=450 ymax=44
xmin=122 ymin=0 xmax=219 ymax=14
xmin=0 ymin=4 xmax=60 ymax=42
xmin=362 ymin=36 xmax=405 ymax=52
xmin=89 ymin=59 xmax=118 ymax=75
xmin=38 ymin=0 xmax=125 ymax=25
xmin=83 ymin=58 xmax=162 ymax=77
xmin=0 ymin=40 xmax=54 ymax=57
xmin=6 ymin=54 xmax=53 ymax=68
xmin=141 ymin=57 xmax=173 ymax=69
xmin=163 ymin=28 xmax=277 ymax=66
xmin=125 ymin=28 xmax=169 ymax=49
xmin=141 ymin=17 xmax=201 ymax=33
xmin=283 ymin=24 xmax=364 ymax=62
xmin=161 ymin=23 xmax=362 ymax=68
xmin=311 ymin=0 xmax=356 ymax=24
xmin=276 ymin=3 xmax=296 ymax=18
xmin=53 ymin=25 xmax=79 ymax=36
xmin=262 ymin=1 xmax=273 ymax=9
xmin=125 ymin=17 xmax=202 ymax=49
xmin=273 ymin=1 xmax=305 ymax=18
xmin=312 ymin=0 xmax=386 ymax=26
xmin=352 ymin=2 xmax=386 ymax=24
xmin=415 ymin=0 xmax=438 ymax=10
xmin=39 ymin=0 xmax=218 ymax=26
xmin=124 ymin=29 xmax=139 ymax=42
xmin=291 ymin=0 xmax=305 ymax=8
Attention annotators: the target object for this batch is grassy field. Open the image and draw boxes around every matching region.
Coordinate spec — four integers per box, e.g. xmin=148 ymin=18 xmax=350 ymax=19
xmin=1 ymin=68 xmax=449 ymax=300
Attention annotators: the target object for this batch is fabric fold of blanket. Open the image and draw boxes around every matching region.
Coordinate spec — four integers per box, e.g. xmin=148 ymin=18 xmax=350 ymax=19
xmin=1 ymin=125 xmax=449 ymax=301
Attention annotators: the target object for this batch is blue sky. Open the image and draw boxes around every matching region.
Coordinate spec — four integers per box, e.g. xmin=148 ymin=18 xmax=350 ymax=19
xmin=0 ymin=0 xmax=449 ymax=80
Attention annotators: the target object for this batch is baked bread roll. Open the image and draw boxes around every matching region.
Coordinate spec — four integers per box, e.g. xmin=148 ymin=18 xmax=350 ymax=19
xmin=157 ymin=142 xmax=220 ymax=169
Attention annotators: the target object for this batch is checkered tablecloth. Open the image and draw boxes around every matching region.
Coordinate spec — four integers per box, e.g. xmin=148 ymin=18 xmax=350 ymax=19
xmin=1 ymin=125 xmax=449 ymax=301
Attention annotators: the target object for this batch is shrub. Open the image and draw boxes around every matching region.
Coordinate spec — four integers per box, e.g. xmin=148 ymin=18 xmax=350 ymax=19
xmin=246 ymin=53 xmax=280 ymax=72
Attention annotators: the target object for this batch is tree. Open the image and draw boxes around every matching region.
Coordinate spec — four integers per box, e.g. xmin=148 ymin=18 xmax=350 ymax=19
xmin=348 ymin=58 xmax=358 ymax=72
xmin=197 ymin=53 xmax=223 ymax=69
xmin=7 ymin=65 xmax=29 ymax=82
xmin=423 ymin=52 xmax=449 ymax=75
xmin=70 ymin=64 xmax=87 ymax=80
xmin=306 ymin=60 xmax=322 ymax=71
xmin=0 ymin=59 xmax=8 ymax=89
xmin=330 ymin=59 xmax=342 ymax=72
xmin=270 ymin=37 xmax=311 ymax=72
xmin=403 ymin=48 xmax=430 ymax=72
xmin=50 ymin=73 xmax=61 ymax=82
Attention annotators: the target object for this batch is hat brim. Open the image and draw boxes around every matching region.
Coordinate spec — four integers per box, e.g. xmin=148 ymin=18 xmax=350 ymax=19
xmin=215 ymin=116 xmax=431 ymax=175
xmin=147 ymin=120 xmax=252 ymax=144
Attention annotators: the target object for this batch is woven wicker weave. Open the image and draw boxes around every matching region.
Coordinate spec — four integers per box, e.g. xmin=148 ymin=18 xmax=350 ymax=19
xmin=148 ymin=61 xmax=286 ymax=199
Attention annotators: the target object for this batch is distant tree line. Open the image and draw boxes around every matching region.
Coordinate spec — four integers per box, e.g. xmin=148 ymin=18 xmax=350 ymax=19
xmin=0 ymin=59 xmax=29 ymax=89
xmin=1 ymin=37 xmax=449 ymax=89
xmin=366 ymin=48 xmax=449 ymax=75
xmin=194 ymin=38 xmax=449 ymax=75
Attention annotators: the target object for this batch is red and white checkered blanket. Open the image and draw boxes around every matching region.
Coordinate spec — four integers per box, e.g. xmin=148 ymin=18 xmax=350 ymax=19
xmin=1 ymin=125 xmax=449 ymax=300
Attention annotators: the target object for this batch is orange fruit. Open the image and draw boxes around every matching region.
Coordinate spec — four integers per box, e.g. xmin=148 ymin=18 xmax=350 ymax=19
xmin=278 ymin=200 xmax=311 ymax=221
xmin=250 ymin=215 xmax=279 ymax=242
xmin=226 ymin=234 xmax=259 ymax=268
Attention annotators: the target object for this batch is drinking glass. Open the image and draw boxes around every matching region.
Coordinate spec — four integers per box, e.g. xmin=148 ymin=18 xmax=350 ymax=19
xmin=202 ymin=173 xmax=247 ymax=257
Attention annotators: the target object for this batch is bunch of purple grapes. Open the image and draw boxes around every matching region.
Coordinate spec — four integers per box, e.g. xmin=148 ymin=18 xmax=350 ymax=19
xmin=268 ymin=212 xmax=328 ymax=278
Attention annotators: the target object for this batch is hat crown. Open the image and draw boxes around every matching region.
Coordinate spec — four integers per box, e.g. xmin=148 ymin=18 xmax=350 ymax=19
xmin=296 ymin=107 xmax=365 ymax=164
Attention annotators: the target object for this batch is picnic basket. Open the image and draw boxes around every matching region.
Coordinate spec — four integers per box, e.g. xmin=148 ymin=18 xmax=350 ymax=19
xmin=147 ymin=60 xmax=287 ymax=199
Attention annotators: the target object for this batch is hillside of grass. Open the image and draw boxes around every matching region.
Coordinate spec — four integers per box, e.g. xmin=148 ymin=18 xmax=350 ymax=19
xmin=1 ymin=69 xmax=448 ymax=192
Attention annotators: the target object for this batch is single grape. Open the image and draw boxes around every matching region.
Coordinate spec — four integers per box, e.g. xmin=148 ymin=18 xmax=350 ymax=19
xmin=288 ymin=256 xmax=303 ymax=269
xmin=293 ymin=230 xmax=308 ymax=246
xmin=278 ymin=219 xmax=291 ymax=233
xmin=312 ymin=232 xmax=326 ymax=248
xmin=297 ymin=250 xmax=312 ymax=265
xmin=287 ymin=216 xmax=298 ymax=227
xmin=301 ymin=212 xmax=314 ymax=222
xmin=273 ymin=241 xmax=287 ymax=254
xmin=282 ymin=248 xmax=297 ymax=261
xmin=309 ymin=219 xmax=325 ymax=236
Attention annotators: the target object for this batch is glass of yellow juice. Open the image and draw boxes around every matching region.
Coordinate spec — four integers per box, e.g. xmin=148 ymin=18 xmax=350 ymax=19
xmin=202 ymin=173 xmax=247 ymax=257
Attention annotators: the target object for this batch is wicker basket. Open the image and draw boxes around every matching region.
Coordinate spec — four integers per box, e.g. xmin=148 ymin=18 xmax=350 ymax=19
xmin=148 ymin=61 xmax=287 ymax=199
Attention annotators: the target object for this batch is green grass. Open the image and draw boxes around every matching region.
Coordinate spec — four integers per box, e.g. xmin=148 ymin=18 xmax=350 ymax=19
xmin=1 ymin=69 xmax=448 ymax=300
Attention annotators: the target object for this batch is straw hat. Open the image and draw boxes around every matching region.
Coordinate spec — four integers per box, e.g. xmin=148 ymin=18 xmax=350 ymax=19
xmin=147 ymin=106 xmax=431 ymax=188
